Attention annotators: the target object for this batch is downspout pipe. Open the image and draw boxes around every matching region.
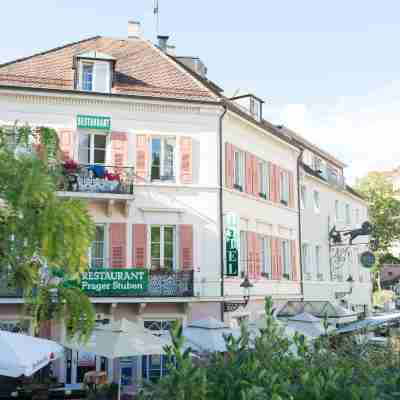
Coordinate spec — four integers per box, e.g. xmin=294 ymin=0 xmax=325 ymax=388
xmin=219 ymin=105 xmax=228 ymax=321
xmin=297 ymin=148 xmax=304 ymax=299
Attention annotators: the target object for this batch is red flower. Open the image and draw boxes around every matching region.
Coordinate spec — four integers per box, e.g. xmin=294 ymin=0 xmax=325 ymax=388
xmin=63 ymin=159 xmax=78 ymax=171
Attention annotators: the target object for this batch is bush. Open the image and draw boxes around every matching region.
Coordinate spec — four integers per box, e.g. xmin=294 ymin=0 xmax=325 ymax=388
xmin=138 ymin=297 xmax=400 ymax=400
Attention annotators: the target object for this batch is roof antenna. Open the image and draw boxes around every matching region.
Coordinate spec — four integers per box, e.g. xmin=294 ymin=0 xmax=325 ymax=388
xmin=154 ymin=0 xmax=160 ymax=37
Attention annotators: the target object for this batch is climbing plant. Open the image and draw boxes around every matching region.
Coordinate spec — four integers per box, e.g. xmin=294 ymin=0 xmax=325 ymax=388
xmin=0 ymin=122 xmax=95 ymax=340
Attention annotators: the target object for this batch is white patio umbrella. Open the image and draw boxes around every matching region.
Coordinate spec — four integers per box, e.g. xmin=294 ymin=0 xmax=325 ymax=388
xmin=286 ymin=312 xmax=333 ymax=340
xmin=0 ymin=329 xmax=64 ymax=378
xmin=182 ymin=318 xmax=241 ymax=353
xmin=62 ymin=319 xmax=166 ymax=399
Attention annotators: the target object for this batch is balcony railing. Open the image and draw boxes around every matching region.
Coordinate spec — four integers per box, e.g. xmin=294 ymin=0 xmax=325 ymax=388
xmin=58 ymin=164 xmax=135 ymax=195
xmin=0 ymin=276 xmax=23 ymax=298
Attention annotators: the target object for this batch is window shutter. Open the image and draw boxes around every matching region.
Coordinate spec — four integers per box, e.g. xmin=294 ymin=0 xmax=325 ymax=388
xmin=180 ymin=136 xmax=193 ymax=184
xmin=275 ymin=166 xmax=282 ymax=204
xmin=225 ymin=143 xmax=234 ymax=189
xmin=109 ymin=223 xmax=127 ymax=268
xmin=133 ymin=224 xmax=147 ymax=268
xmin=58 ymin=128 xmax=74 ymax=160
xmin=288 ymin=171 xmax=295 ymax=208
xmin=276 ymin=238 xmax=283 ymax=279
xmin=254 ymin=232 xmax=261 ymax=279
xmin=245 ymin=152 xmax=253 ymax=194
xmin=136 ymin=135 xmax=148 ymax=182
xmin=93 ymin=61 xmax=111 ymax=93
xmin=252 ymin=156 xmax=259 ymax=196
xmin=246 ymin=231 xmax=253 ymax=278
xmin=180 ymin=225 xmax=193 ymax=270
xmin=291 ymin=240 xmax=299 ymax=281
xmin=111 ymin=132 xmax=128 ymax=173
xmin=268 ymin=162 xmax=275 ymax=202
xmin=271 ymin=238 xmax=278 ymax=280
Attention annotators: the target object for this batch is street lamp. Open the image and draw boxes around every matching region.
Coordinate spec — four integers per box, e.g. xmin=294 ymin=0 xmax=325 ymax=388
xmin=240 ymin=275 xmax=253 ymax=307
xmin=335 ymin=274 xmax=354 ymax=299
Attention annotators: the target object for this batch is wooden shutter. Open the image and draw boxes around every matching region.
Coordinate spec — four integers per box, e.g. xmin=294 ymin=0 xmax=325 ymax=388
xmin=109 ymin=223 xmax=127 ymax=268
xmin=133 ymin=224 xmax=147 ymax=268
xmin=288 ymin=171 xmax=295 ymax=208
xmin=253 ymin=156 xmax=259 ymax=196
xmin=225 ymin=143 xmax=234 ymax=189
xmin=136 ymin=135 xmax=148 ymax=182
xmin=246 ymin=231 xmax=253 ymax=279
xmin=291 ymin=240 xmax=299 ymax=281
xmin=271 ymin=238 xmax=278 ymax=280
xmin=245 ymin=152 xmax=253 ymax=194
xmin=254 ymin=233 xmax=261 ymax=279
xmin=276 ymin=238 xmax=283 ymax=279
xmin=268 ymin=162 xmax=275 ymax=202
xmin=180 ymin=137 xmax=193 ymax=184
xmin=275 ymin=166 xmax=282 ymax=204
xmin=58 ymin=128 xmax=74 ymax=160
xmin=111 ymin=132 xmax=128 ymax=173
xmin=180 ymin=225 xmax=193 ymax=270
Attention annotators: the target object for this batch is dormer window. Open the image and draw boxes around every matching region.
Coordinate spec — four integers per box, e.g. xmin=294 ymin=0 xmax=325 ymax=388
xmin=75 ymin=51 xmax=115 ymax=93
xmin=230 ymin=94 xmax=264 ymax=122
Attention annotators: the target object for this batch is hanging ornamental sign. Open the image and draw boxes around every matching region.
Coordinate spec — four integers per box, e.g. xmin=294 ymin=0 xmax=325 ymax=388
xmin=225 ymin=212 xmax=239 ymax=276
xmin=77 ymin=115 xmax=111 ymax=131
xmin=360 ymin=251 xmax=375 ymax=269
xmin=81 ymin=269 xmax=148 ymax=296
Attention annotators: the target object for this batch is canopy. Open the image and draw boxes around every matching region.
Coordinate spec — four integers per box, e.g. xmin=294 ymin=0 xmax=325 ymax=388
xmin=337 ymin=312 xmax=400 ymax=334
xmin=0 ymin=330 xmax=64 ymax=378
xmin=182 ymin=318 xmax=241 ymax=353
xmin=62 ymin=319 xmax=165 ymax=358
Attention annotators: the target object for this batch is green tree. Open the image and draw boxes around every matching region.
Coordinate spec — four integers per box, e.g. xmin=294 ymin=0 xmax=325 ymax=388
xmin=0 ymin=123 xmax=95 ymax=340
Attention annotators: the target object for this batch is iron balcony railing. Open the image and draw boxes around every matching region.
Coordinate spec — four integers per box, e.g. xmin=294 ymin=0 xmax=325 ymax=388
xmin=0 ymin=270 xmax=194 ymax=299
xmin=59 ymin=163 xmax=135 ymax=195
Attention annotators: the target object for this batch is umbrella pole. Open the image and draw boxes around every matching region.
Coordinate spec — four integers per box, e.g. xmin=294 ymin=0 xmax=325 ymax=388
xmin=118 ymin=362 xmax=121 ymax=400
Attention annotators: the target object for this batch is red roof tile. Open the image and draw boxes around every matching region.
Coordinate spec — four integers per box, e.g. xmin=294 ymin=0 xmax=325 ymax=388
xmin=0 ymin=36 xmax=218 ymax=102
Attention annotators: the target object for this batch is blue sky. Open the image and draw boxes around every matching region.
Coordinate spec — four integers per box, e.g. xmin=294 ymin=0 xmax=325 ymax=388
xmin=2 ymin=0 xmax=400 ymax=180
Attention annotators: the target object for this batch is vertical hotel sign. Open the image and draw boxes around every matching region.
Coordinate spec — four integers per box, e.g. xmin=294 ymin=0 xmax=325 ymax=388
xmin=225 ymin=212 xmax=239 ymax=276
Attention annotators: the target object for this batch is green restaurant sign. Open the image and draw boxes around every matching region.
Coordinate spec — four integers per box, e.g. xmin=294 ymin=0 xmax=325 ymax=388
xmin=77 ymin=115 xmax=111 ymax=131
xmin=81 ymin=269 xmax=148 ymax=295
xmin=225 ymin=212 xmax=239 ymax=276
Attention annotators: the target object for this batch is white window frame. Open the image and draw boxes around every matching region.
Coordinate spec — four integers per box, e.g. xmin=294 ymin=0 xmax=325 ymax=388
xmin=280 ymin=171 xmax=289 ymax=205
xmin=149 ymin=225 xmax=177 ymax=271
xmin=78 ymin=131 xmax=109 ymax=165
xmin=260 ymin=236 xmax=271 ymax=278
xmin=149 ymin=137 xmax=176 ymax=182
xmin=335 ymin=200 xmax=340 ymax=221
xmin=81 ymin=62 xmax=94 ymax=92
xmin=281 ymin=239 xmax=290 ymax=277
xmin=89 ymin=224 xmax=107 ymax=269
xmin=345 ymin=204 xmax=351 ymax=225
xmin=300 ymin=185 xmax=306 ymax=209
xmin=313 ymin=190 xmax=320 ymax=214
xmin=315 ymin=244 xmax=322 ymax=279
xmin=258 ymin=161 xmax=268 ymax=198
xmin=355 ymin=208 xmax=360 ymax=225
xmin=302 ymin=243 xmax=311 ymax=277
xmin=234 ymin=149 xmax=245 ymax=191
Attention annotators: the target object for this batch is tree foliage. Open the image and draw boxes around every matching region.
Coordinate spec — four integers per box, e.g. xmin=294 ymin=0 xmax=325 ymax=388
xmin=0 ymin=123 xmax=95 ymax=340
xmin=356 ymin=173 xmax=400 ymax=267
xmin=140 ymin=297 xmax=400 ymax=400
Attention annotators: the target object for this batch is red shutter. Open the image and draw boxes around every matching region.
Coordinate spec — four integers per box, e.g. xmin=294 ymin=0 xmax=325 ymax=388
xmin=136 ymin=135 xmax=148 ymax=182
xmin=271 ymin=238 xmax=278 ymax=280
xmin=58 ymin=128 xmax=74 ymax=161
xmin=275 ymin=166 xmax=282 ymax=204
xmin=268 ymin=162 xmax=275 ymax=202
xmin=133 ymin=224 xmax=147 ymax=268
xmin=253 ymin=156 xmax=259 ymax=196
xmin=180 ymin=136 xmax=193 ymax=184
xmin=291 ymin=240 xmax=299 ymax=281
xmin=111 ymin=131 xmax=128 ymax=174
xmin=254 ymin=233 xmax=261 ymax=279
xmin=225 ymin=143 xmax=234 ymax=189
xmin=180 ymin=225 xmax=193 ymax=270
xmin=109 ymin=223 xmax=127 ymax=268
xmin=289 ymin=171 xmax=295 ymax=208
xmin=245 ymin=152 xmax=253 ymax=194
xmin=276 ymin=238 xmax=283 ymax=279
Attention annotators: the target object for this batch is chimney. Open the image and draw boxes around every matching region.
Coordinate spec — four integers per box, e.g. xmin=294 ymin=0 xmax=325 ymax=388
xmin=166 ymin=45 xmax=176 ymax=57
xmin=157 ymin=35 xmax=169 ymax=52
xmin=128 ymin=20 xmax=141 ymax=38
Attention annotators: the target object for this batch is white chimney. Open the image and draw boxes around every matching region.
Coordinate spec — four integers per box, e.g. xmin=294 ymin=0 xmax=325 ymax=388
xmin=157 ymin=35 xmax=169 ymax=52
xmin=128 ymin=20 xmax=141 ymax=38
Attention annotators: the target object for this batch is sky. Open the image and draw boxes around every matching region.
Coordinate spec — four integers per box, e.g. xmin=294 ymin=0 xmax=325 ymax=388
xmin=1 ymin=0 xmax=400 ymax=181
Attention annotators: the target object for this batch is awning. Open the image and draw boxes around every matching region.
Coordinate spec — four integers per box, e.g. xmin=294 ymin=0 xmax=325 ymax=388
xmin=337 ymin=312 xmax=400 ymax=334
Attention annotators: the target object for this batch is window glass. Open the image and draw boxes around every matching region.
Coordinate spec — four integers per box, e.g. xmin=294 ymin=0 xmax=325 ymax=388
xmin=281 ymin=171 xmax=289 ymax=204
xmin=79 ymin=133 xmax=91 ymax=164
xmin=259 ymin=161 xmax=267 ymax=197
xmin=164 ymin=226 xmax=174 ymax=270
xmin=355 ymin=209 xmax=360 ymax=225
xmin=151 ymin=138 xmax=161 ymax=180
xmin=163 ymin=138 xmax=175 ymax=179
xmin=302 ymin=244 xmax=309 ymax=274
xmin=78 ymin=133 xmax=106 ymax=164
xmin=234 ymin=150 xmax=244 ymax=190
xmin=345 ymin=204 xmax=351 ymax=225
xmin=90 ymin=225 xmax=105 ymax=268
xmin=313 ymin=190 xmax=320 ymax=213
xmin=151 ymin=226 xmax=161 ymax=269
xmin=282 ymin=240 xmax=290 ymax=275
xmin=260 ymin=236 xmax=271 ymax=277
xmin=151 ymin=138 xmax=175 ymax=181
xmin=150 ymin=226 xmax=175 ymax=270
xmin=315 ymin=245 xmax=321 ymax=276
xmin=82 ymin=64 xmax=94 ymax=91
xmin=335 ymin=200 xmax=340 ymax=221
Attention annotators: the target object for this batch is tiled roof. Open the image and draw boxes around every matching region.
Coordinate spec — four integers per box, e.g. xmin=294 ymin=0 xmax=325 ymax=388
xmin=0 ymin=36 xmax=218 ymax=102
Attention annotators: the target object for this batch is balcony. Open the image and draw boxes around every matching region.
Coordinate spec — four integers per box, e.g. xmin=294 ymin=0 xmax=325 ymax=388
xmin=0 ymin=277 xmax=23 ymax=298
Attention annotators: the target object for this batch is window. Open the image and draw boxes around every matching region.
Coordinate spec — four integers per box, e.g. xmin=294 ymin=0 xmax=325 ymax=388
xmin=315 ymin=245 xmax=321 ymax=277
xmin=150 ymin=137 xmax=176 ymax=181
xmin=313 ymin=190 xmax=320 ymax=213
xmin=82 ymin=63 xmax=94 ymax=91
xmin=250 ymin=97 xmax=260 ymax=119
xmin=240 ymin=231 xmax=247 ymax=276
xmin=280 ymin=171 xmax=289 ymax=205
xmin=335 ymin=200 xmax=340 ymax=221
xmin=355 ymin=209 xmax=360 ymax=225
xmin=300 ymin=185 xmax=307 ymax=209
xmin=281 ymin=240 xmax=290 ymax=277
xmin=258 ymin=161 xmax=268 ymax=199
xmin=302 ymin=243 xmax=310 ymax=276
xmin=234 ymin=150 xmax=245 ymax=191
xmin=90 ymin=225 xmax=106 ymax=269
xmin=78 ymin=133 xmax=107 ymax=164
xmin=150 ymin=226 xmax=176 ymax=270
xmin=260 ymin=236 xmax=271 ymax=277
xmin=345 ymin=204 xmax=351 ymax=225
